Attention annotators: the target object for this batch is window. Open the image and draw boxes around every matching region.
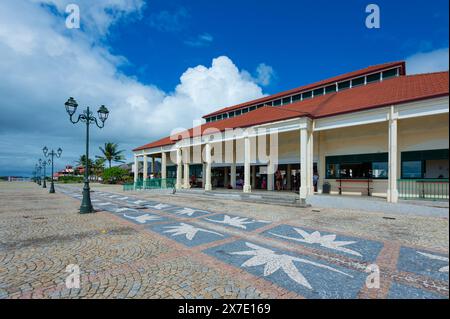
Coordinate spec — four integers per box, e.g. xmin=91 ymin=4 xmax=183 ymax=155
xmin=273 ymin=99 xmax=282 ymax=106
xmin=235 ymin=109 xmax=242 ymax=116
xmin=242 ymin=108 xmax=249 ymax=114
xmin=325 ymin=153 xmax=388 ymax=179
xmin=325 ymin=85 xmax=337 ymax=94
xmin=302 ymin=91 xmax=312 ymax=100
xmin=372 ymin=162 xmax=388 ymax=178
xmin=216 ymin=114 xmax=222 ymax=120
xmin=257 ymin=104 xmax=264 ymax=108
xmin=382 ymin=68 xmax=398 ymax=80
xmin=338 ymin=81 xmax=351 ymax=91
xmin=211 ymin=116 xmax=216 ymax=122
xmin=282 ymin=97 xmax=291 ymax=105
xmin=205 ymin=118 xmax=211 ymax=123
xmin=402 ymin=161 xmax=423 ymax=179
xmin=313 ymin=88 xmax=324 ymax=97
xmin=222 ymin=113 xmax=228 ymax=119
xmin=367 ymin=73 xmax=381 ymax=83
xmin=401 ymin=149 xmax=449 ymax=179
xmin=292 ymin=94 xmax=302 ymax=102
xmin=228 ymin=112 xmax=235 ymax=118
xmin=351 ymin=77 xmax=365 ymax=87
xmin=250 ymin=105 xmax=257 ymax=111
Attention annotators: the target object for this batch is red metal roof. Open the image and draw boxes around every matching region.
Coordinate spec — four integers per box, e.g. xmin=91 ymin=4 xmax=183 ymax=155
xmin=202 ymin=61 xmax=406 ymax=118
xmin=133 ymin=71 xmax=448 ymax=151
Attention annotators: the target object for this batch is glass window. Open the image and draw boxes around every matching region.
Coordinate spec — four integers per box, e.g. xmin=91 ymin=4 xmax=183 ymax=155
xmin=216 ymin=114 xmax=222 ymax=120
xmin=228 ymin=112 xmax=235 ymax=118
xmin=222 ymin=113 xmax=228 ymax=119
xmin=326 ymin=164 xmax=340 ymax=179
xmin=211 ymin=116 xmax=216 ymax=122
xmin=292 ymin=94 xmax=302 ymax=102
xmin=302 ymin=91 xmax=312 ymax=100
xmin=242 ymin=108 xmax=249 ymax=114
xmin=313 ymin=88 xmax=324 ymax=97
xmin=367 ymin=73 xmax=381 ymax=83
xmin=372 ymin=162 xmax=388 ymax=178
xmin=382 ymin=68 xmax=398 ymax=80
xmin=250 ymin=105 xmax=257 ymax=111
xmin=338 ymin=81 xmax=351 ymax=90
xmin=257 ymin=104 xmax=264 ymax=108
xmin=205 ymin=118 xmax=211 ymax=123
xmin=235 ymin=109 xmax=242 ymax=116
xmin=273 ymin=99 xmax=282 ymax=106
xmin=282 ymin=97 xmax=291 ymax=105
xmin=402 ymin=161 xmax=423 ymax=178
xmin=352 ymin=77 xmax=365 ymax=87
xmin=325 ymin=85 xmax=336 ymax=94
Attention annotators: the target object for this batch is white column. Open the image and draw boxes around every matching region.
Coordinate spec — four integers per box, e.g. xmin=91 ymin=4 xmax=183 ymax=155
xmin=183 ymin=150 xmax=190 ymax=189
xmin=307 ymin=130 xmax=314 ymax=195
xmin=176 ymin=148 xmax=182 ymax=190
xmin=202 ymin=163 xmax=206 ymax=188
xmin=387 ymin=107 xmax=399 ymax=203
xmin=230 ymin=162 xmax=236 ymax=189
xmin=300 ymin=128 xmax=308 ymax=204
xmin=161 ymin=152 xmax=167 ymax=179
xmin=243 ymin=136 xmax=251 ymax=193
xmin=205 ymin=143 xmax=212 ymax=191
xmin=133 ymin=155 xmax=139 ymax=184
xmin=143 ymin=154 xmax=148 ymax=182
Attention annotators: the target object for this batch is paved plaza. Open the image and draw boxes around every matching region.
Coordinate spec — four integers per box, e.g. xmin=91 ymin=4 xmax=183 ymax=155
xmin=0 ymin=182 xmax=448 ymax=299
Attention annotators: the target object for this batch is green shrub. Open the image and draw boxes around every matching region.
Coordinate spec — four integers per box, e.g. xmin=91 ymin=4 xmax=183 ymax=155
xmin=57 ymin=176 xmax=84 ymax=183
xmin=102 ymin=167 xmax=130 ymax=184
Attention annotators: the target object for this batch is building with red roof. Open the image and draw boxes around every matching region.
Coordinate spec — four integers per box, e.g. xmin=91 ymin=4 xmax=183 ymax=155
xmin=133 ymin=62 xmax=449 ymax=203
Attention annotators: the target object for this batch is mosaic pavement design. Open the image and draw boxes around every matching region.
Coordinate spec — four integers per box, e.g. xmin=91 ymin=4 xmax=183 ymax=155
xmin=261 ymin=224 xmax=383 ymax=262
xmin=55 ymin=185 xmax=449 ymax=299
xmin=202 ymin=214 xmax=271 ymax=231
xmin=147 ymin=222 xmax=229 ymax=247
xmin=397 ymin=246 xmax=449 ymax=282
xmin=203 ymin=240 xmax=367 ymax=299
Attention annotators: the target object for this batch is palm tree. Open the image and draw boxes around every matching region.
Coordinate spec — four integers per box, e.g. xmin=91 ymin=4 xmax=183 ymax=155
xmin=75 ymin=155 xmax=94 ymax=177
xmin=92 ymin=158 xmax=106 ymax=181
xmin=97 ymin=142 xmax=126 ymax=168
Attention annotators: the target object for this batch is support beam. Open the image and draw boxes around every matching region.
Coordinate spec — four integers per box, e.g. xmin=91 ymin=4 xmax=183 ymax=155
xmin=243 ymin=136 xmax=251 ymax=193
xmin=230 ymin=163 xmax=236 ymax=189
xmin=387 ymin=107 xmax=399 ymax=203
xmin=307 ymin=130 xmax=314 ymax=195
xmin=176 ymin=148 xmax=182 ymax=190
xmin=183 ymin=161 xmax=190 ymax=189
xmin=299 ymin=128 xmax=308 ymax=204
xmin=267 ymin=165 xmax=274 ymax=191
xmin=205 ymin=143 xmax=212 ymax=191
xmin=143 ymin=154 xmax=148 ymax=182
xmin=133 ymin=155 xmax=139 ymax=184
xmin=152 ymin=156 xmax=156 ymax=176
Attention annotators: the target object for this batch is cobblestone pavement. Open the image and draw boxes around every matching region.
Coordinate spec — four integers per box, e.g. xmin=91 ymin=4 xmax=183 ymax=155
xmin=0 ymin=182 xmax=448 ymax=299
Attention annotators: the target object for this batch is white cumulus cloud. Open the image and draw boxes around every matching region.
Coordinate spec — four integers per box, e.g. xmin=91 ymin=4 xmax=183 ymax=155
xmin=0 ymin=0 xmax=269 ymax=175
xmin=406 ymin=48 xmax=449 ymax=75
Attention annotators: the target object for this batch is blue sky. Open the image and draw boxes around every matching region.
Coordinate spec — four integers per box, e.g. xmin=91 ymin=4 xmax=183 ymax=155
xmin=111 ymin=0 xmax=449 ymax=92
xmin=0 ymin=0 xmax=448 ymax=176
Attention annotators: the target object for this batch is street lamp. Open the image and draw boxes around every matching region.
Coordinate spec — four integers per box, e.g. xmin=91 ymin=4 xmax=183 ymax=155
xmin=36 ymin=163 xmax=41 ymax=185
xmin=39 ymin=158 xmax=50 ymax=188
xmin=64 ymin=97 xmax=109 ymax=214
xmin=43 ymin=146 xmax=62 ymax=193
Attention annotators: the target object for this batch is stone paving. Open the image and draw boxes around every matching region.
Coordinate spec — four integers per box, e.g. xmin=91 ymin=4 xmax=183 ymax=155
xmin=0 ymin=182 xmax=448 ymax=299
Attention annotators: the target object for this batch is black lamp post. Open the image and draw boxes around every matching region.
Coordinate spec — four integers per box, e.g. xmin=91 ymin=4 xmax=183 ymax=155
xmin=36 ymin=163 xmax=41 ymax=185
xmin=64 ymin=97 xmax=109 ymax=214
xmin=39 ymin=158 xmax=50 ymax=188
xmin=43 ymin=146 xmax=62 ymax=193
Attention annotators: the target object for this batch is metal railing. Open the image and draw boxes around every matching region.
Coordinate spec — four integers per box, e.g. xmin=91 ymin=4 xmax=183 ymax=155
xmin=123 ymin=178 xmax=176 ymax=191
xmin=398 ymin=179 xmax=449 ymax=200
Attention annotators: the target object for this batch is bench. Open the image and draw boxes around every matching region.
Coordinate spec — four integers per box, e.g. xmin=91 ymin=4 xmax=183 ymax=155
xmin=336 ymin=179 xmax=373 ymax=196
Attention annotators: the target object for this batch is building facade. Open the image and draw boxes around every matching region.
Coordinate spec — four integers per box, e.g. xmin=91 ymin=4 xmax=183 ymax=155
xmin=132 ymin=61 xmax=449 ymax=203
